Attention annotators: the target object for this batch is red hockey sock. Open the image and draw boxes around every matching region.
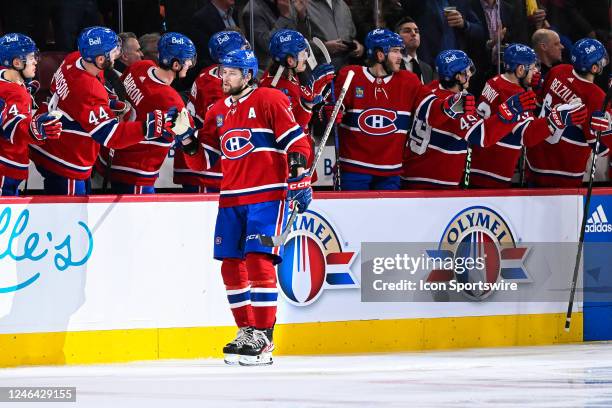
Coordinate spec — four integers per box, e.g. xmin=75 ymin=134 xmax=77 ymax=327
xmin=221 ymin=258 xmax=253 ymax=327
xmin=246 ymin=253 xmax=278 ymax=329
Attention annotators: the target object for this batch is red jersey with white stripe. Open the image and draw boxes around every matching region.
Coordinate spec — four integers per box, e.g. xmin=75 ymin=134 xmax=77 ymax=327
xmin=470 ymin=75 xmax=552 ymax=188
xmin=184 ymin=87 xmax=310 ymax=207
xmin=30 ymin=52 xmax=149 ymax=180
xmin=95 ymin=60 xmax=184 ymax=186
xmin=336 ymin=65 xmax=426 ymax=176
xmin=173 ymin=64 xmax=224 ymax=188
xmin=402 ymin=82 xmax=516 ymax=189
xmin=0 ymin=69 xmax=39 ymax=180
xmin=259 ymin=70 xmax=318 ymax=181
xmin=526 ymin=64 xmax=609 ymax=187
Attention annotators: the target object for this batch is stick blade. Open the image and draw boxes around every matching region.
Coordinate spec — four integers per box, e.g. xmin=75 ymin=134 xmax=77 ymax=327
xmin=258 ymin=234 xmax=277 ymax=247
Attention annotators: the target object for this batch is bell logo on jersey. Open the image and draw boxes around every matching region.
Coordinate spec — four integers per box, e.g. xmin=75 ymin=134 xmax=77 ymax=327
xmin=277 ymin=208 xmax=359 ymax=306
xmin=221 ymin=129 xmax=255 ymax=159
xmin=357 ymin=108 xmax=398 ymax=136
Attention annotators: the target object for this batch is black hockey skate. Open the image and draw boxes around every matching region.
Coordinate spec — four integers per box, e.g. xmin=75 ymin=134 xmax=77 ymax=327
xmin=238 ymin=328 xmax=274 ymax=366
xmin=223 ymin=326 xmax=253 ymax=365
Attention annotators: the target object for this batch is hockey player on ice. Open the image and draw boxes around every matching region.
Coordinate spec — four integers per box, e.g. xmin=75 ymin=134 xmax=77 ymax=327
xmin=181 ymin=49 xmax=312 ymax=366
xmin=0 ymin=33 xmax=62 ymax=196
xmin=95 ymin=32 xmax=197 ymax=194
xmin=470 ymin=43 xmax=588 ymax=188
xmin=174 ymin=30 xmax=249 ymax=193
xmin=526 ymin=38 xmax=611 ymax=187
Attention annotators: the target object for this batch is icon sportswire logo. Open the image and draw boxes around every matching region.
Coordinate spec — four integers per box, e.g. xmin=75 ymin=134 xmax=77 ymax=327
xmin=586 ymin=205 xmax=612 ymax=233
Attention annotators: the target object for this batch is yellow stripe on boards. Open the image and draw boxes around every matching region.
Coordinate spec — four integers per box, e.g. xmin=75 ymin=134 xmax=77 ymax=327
xmin=0 ymin=313 xmax=583 ymax=367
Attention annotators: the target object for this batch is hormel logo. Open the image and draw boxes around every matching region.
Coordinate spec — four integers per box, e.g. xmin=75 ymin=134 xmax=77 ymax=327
xmin=586 ymin=205 xmax=612 ymax=233
xmin=171 ymin=37 xmax=185 ymax=44
xmin=88 ymin=37 xmax=101 ymax=46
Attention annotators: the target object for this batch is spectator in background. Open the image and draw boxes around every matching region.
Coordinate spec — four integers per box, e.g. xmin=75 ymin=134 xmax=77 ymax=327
xmin=241 ymin=0 xmax=309 ymax=72
xmin=400 ymin=0 xmax=485 ymax=67
xmin=531 ymin=28 xmax=563 ymax=78
xmin=162 ymin=0 xmax=207 ymax=33
xmin=115 ymin=32 xmax=144 ymax=73
xmin=139 ymin=33 xmax=161 ymax=62
xmin=307 ymin=0 xmax=364 ymax=70
xmin=539 ymin=0 xmax=595 ymax=41
xmin=395 ymin=17 xmax=435 ymax=84
xmin=469 ymin=0 xmax=515 ymax=95
xmin=191 ymin=0 xmax=239 ymax=68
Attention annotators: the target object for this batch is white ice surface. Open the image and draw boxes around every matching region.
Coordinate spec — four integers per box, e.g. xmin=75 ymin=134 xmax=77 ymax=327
xmin=1 ymin=342 xmax=612 ymax=408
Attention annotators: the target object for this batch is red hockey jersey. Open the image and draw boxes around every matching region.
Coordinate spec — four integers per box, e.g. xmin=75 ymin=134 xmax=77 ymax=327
xmin=259 ymin=70 xmax=318 ymax=181
xmin=336 ymin=66 xmax=426 ymax=176
xmin=402 ymin=82 xmax=516 ymax=189
xmin=173 ymin=64 xmax=224 ymax=188
xmin=470 ymin=75 xmax=552 ymax=188
xmin=526 ymin=64 xmax=609 ymax=187
xmin=30 ymin=52 xmax=149 ymax=180
xmin=95 ymin=60 xmax=184 ymax=186
xmin=184 ymin=87 xmax=310 ymax=207
xmin=0 ymin=69 xmax=39 ymax=180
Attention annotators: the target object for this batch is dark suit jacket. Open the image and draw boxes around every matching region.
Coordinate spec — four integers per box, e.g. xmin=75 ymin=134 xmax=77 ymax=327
xmin=400 ymin=0 xmax=485 ymax=66
xmin=400 ymin=57 xmax=436 ymax=85
xmin=190 ymin=0 xmax=239 ymax=67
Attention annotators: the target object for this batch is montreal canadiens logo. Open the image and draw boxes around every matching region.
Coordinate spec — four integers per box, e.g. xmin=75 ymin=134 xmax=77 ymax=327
xmin=221 ymin=129 xmax=255 ymax=159
xmin=357 ymin=108 xmax=397 ymax=136
xmin=426 ymin=206 xmax=530 ymax=301
xmin=277 ymin=209 xmax=359 ymax=306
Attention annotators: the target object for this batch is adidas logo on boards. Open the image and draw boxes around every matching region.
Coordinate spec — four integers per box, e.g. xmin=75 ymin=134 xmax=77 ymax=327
xmin=586 ymin=204 xmax=612 ymax=233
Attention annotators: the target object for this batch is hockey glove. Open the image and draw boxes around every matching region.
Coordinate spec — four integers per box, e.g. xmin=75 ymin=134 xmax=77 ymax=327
xmin=109 ymin=99 xmax=131 ymax=118
xmin=25 ymin=79 xmax=40 ymax=96
xmin=590 ymin=110 xmax=611 ymax=134
xmin=442 ymin=93 xmax=475 ymax=119
xmin=309 ymin=63 xmax=335 ymax=97
xmin=144 ymin=109 xmax=169 ymax=141
xmin=547 ymin=100 xmax=588 ymax=131
xmin=30 ymin=112 xmax=62 ymax=141
xmin=319 ymin=103 xmax=343 ymax=124
xmin=529 ymin=71 xmax=542 ymax=91
xmin=287 ymin=173 xmax=312 ymax=214
xmin=497 ymin=90 xmax=537 ymax=123
xmin=166 ymin=107 xmax=199 ymax=154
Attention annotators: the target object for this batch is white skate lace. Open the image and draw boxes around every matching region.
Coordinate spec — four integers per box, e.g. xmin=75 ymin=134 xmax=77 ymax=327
xmin=248 ymin=330 xmax=269 ymax=349
xmin=231 ymin=327 xmax=253 ymax=347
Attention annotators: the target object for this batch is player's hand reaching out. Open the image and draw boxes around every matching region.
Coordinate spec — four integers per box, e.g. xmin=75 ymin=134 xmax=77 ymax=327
xmin=30 ymin=111 xmax=63 ymax=141
xmin=497 ymin=91 xmax=537 ymax=123
xmin=442 ymin=92 xmax=475 ymax=119
xmin=547 ymin=101 xmax=588 ymax=131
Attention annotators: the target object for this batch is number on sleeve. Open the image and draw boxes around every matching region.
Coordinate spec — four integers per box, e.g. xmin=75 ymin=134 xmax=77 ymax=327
xmin=409 ymin=118 xmax=432 ymax=155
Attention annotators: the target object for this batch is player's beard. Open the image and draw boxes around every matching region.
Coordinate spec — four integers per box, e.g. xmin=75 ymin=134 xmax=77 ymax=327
xmin=225 ymin=82 xmax=248 ymax=96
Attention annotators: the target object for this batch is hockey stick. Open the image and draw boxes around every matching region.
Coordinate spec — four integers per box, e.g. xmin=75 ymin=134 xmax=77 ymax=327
xmin=259 ymin=70 xmax=355 ymax=247
xmin=312 ymin=38 xmax=342 ymax=191
xmin=565 ymin=85 xmax=612 ymax=331
xmin=102 ymin=68 xmax=128 ymax=194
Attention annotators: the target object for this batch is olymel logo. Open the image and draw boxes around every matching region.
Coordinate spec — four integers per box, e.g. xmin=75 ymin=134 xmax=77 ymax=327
xmin=277 ymin=209 xmax=359 ymax=306
xmin=586 ymin=204 xmax=612 ymax=233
